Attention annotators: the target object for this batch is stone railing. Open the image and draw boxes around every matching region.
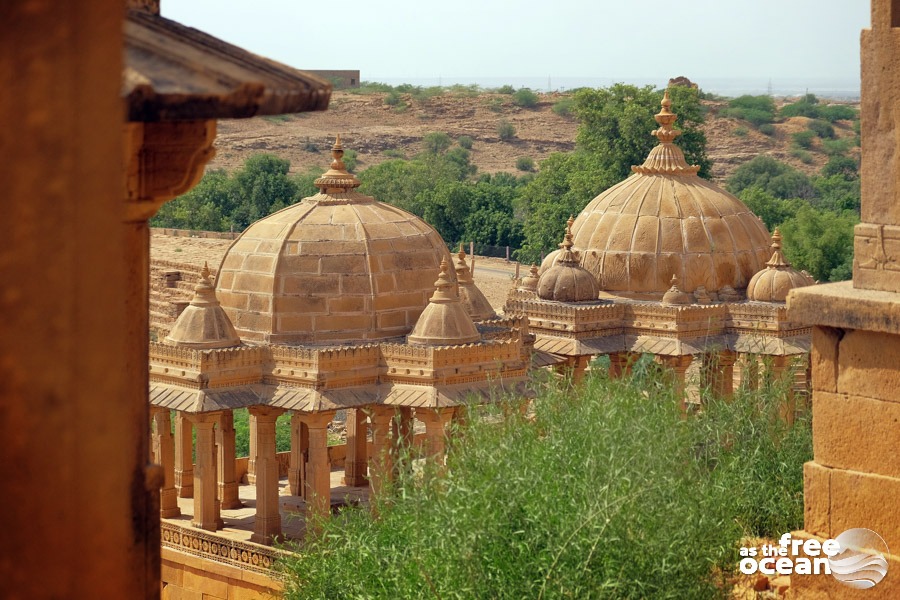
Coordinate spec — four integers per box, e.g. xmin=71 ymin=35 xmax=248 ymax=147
xmin=160 ymin=521 xmax=288 ymax=575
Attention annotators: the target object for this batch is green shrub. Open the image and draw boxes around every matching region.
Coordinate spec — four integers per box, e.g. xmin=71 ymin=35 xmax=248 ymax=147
xmin=817 ymin=104 xmax=858 ymax=122
xmin=423 ymin=131 xmax=452 ymax=154
xmin=790 ymin=147 xmax=814 ymax=164
xmin=498 ymin=120 xmax=516 ymax=141
xmin=821 ymin=138 xmax=853 ymax=156
xmin=552 ymin=97 xmax=575 ymax=117
xmin=821 ymin=154 xmax=859 ymax=179
xmin=496 ymin=84 xmax=516 ymax=95
xmin=515 ymin=156 xmax=535 ymax=172
xmin=281 ymin=371 xmax=811 ymax=599
xmin=808 ymin=119 xmax=835 ymax=139
xmin=512 ymin=88 xmax=539 ymax=108
xmin=342 ymin=148 xmax=358 ymax=172
xmin=733 ymin=126 xmax=749 ymax=137
xmin=720 ymin=95 xmax=776 ymax=126
xmin=457 ymin=135 xmax=474 ymax=150
xmin=384 ymin=90 xmax=401 ymax=106
xmin=792 ymin=130 xmax=815 ymax=149
xmin=382 ymin=148 xmax=405 ymax=159
xmin=758 ymin=123 xmax=776 ymax=136
xmin=486 ymin=97 xmax=504 ymax=113
xmin=780 ymin=94 xmax=819 ymax=119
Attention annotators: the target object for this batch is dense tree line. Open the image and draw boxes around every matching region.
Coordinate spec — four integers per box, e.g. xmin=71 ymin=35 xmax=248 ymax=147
xmin=154 ymin=85 xmax=860 ymax=282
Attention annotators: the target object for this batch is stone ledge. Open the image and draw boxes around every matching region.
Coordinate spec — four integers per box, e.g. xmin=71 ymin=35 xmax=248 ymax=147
xmin=787 ymin=281 xmax=900 ymax=335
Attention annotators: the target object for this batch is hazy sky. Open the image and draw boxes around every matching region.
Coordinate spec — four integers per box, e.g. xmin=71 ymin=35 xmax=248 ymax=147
xmin=163 ymin=0 xmax=869 ymax=83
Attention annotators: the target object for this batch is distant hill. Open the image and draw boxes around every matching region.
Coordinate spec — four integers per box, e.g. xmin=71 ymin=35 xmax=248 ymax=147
xmin=208 ymin=90 xmax=859 ymax=183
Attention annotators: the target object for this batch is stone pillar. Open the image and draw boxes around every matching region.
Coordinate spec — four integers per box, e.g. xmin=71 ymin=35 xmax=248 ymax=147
xmin=247 ymin=410 xmax=258 ymax=484
xmin=739 ymin=353 xmax=760 ymax=391
xmin=703 ymin=350 xmax=736 ymax=399
xmin=152 ymin=409 xmax=180 ymax=518
xmin=288 ymin=413 xmax=309 ymax=497
xmin=174 ymin=412 xmax=194 ymax=498
xmin=655 ymin=355 xmax=693 ymax=409
xmin=302 ymin=412 xmax=334 ymax=522
xmin=608 ymin=352 xmax=635 ymax=379
xmin=369 ymin=406 xmax=395 ymax=497
xmin=769 ymin=355 xmax=797 ymax=425
xmin=343 ymin=409 xmax=368 ymax=487
xmin=571 ymin=355 xmax=590 ymax=385
xmin=215 ymin=411 xmax=241 ymax=510
xmin=249 ymin=406 xmax=284 ymax=545
xmin=188 ymin=414 xmax=220 ymax=532
xmin=786 ymin=8 xmax=900 ymax=595
xmin=419 ymin=408 xmax=455 ymax=459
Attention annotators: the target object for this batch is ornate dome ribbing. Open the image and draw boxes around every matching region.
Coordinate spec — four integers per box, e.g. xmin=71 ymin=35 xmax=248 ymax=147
xmin=569 ymin=91 xmax=771 ymax=297
xmin=216 ymin=137 xmax=454 ymax=344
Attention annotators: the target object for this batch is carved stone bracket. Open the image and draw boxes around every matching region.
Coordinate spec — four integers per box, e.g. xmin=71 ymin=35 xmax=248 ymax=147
xmin=854 ymin=222 xmax=900 ymax=292
xmin=124 ymin=120 xmax=216 ymax=223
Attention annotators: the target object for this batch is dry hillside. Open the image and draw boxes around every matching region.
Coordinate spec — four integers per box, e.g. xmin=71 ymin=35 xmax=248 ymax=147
xmin=208 ymin=90 xmax=859 ymax=183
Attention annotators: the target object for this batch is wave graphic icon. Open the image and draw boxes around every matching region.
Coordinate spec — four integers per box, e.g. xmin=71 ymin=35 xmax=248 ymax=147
xmin=829 ymin=528 xmax=890 ymax=589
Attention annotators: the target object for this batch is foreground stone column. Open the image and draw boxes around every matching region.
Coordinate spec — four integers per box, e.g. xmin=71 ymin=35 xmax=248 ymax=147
xmin=215 ymin=411 xmax=241 ymax=509
xmin=369 ymin=406 xmax=395 ymax=497
xmin=343 ymin=409 xmax=368 ymax=487
xmin=288 ymin=413 xmax=308 ymax=497
xmin=249 ymin=406 xmax=284 ymax=545
xmin=302 ymin=412 xmax=334 ymax=522
xmin=655 ymin=355 xmax=693 ymax=409
xmin=247 ymin=410 xmax=258 ymax=484
xmin=608 ymin=352 xmax=636 ymax=379
xmin=419 ymin=408 xmax=455 ymax=459
xmin=703 ymin=350 xmax=736 ymax=399
xmin=152 ymin=409 xmax=180 ymax=518
xmin=188 ymin=413 xmax=220 ymax=532
xmin=174 ymin=412 xmax=194 ymax=498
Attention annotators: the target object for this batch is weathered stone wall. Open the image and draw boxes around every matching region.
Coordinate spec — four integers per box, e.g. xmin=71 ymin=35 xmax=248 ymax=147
xmin=162 ymin=547 xmax=282 ymax=600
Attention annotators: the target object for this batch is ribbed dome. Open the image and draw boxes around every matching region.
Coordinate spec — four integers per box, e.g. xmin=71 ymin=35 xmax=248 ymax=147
xmin=408 ymin=259 xmax=481 ymax=346
xmin=454 ymin=245 xmax=496 ymax=321
xmin=570 ymin=91 xmax=771 ymax=297
xmin=216 ymin=138 xmax=454 ymax=345
xmin=537 ymin=218 xmax=600 ymax=302
xmin=166 ymin=263 xmax=241 ymax=349
xmin=747 ymin=230 xmax=816 ymax=302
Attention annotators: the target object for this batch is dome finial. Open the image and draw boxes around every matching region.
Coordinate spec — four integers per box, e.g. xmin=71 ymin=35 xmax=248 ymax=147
xmin=432 ymin=258 xmax=455 ymax=297
xmin=559 ymin=215 xmax=576 ymax=253
xmin=200 ymin=261 xmax=211 ymax=282
xmin=458 ymin=242 xmax=467 ymax=262
xmin=662 ymin=273 xmax=692 ymax=305
xmin=765 ymin=228 xmax=790 ymax=268
xmin=653 ymin=88 xmax=680 ymax=143
xmin=314 ymin=135 xmax=362 ymax=193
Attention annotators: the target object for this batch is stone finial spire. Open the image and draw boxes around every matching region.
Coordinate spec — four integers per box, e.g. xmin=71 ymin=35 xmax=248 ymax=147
xmin=455 ymin=243 xmax=473 ymax=283
xmin=557 ymin=215 xmax=579 ymax=263
xmin=165 ymin=260 xmax=241 ymax=348
xmin=662 ymin=273 xmax=692 ymax=305
xmin=314 ymin=135 xmax=362 ymax=192
xmin=429 ymin=258 xmax=457 ymax=303
xmin=653 ymin=89 xmax=680 ymax=143
xmin=519 ymin=264 xmax=540 ymax=292
xmin=632 ymin=89 xmax=700 ymax=175
xmin=408 ymin=258 xmax=481 ymax=345
xmin=765 ymin=228 xmax=790 ymax=268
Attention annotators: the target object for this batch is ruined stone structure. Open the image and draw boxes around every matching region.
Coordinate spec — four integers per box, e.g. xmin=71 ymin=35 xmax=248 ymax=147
xmin=507 ymin=95 xmax=815 ymax=399
xmin=147 ymin=141 xmax=530 ymax=575
xmin=786 ymin=0 xmax=900 ymax=596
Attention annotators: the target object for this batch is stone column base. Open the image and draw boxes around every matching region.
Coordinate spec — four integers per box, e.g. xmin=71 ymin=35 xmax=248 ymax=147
xmin=218 ymin=482 xmax=242 ymax=510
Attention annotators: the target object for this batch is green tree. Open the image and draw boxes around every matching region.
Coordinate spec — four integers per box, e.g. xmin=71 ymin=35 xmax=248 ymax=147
xmin=152 ymin=169 xmax=231 ymax=231
xmin=737 ymin=187 xmax=802 ymax=230
xmin=423 ymin=131 xmax=452 ymax=154
xmin=573 ymin=83 xmax=711 ymax=181
xmin=780 ymin=205 xmax=858 ymax=281
xmin=512 ymin=88 xmax=539 ymax=108
xmin=726 ymin=155 xmax=815 ymax=199
xmin=720 ymin=95 xmax=776 ymax=126
xmin=229 ymin=154 xmax=300 ymax=228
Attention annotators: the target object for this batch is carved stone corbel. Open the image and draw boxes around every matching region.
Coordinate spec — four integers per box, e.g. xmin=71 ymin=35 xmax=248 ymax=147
xmin=123 ymin=120 xmax=216 ymax=222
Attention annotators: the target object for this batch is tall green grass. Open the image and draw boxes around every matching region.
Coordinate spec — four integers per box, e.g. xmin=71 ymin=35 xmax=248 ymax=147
xmin=280 ymin=365 xmax=811 ymax=599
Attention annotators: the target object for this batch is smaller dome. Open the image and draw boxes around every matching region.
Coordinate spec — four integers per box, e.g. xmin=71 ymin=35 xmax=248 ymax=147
xmin=746 ymin=230 xmax=816 ymax=302
xmin=455 ymin=245 xmax=496 ymax=321
xmin=408 ymin=259 xmax=481 ymax=346
xmin=537 ymin=217 xmax=600 ymax=302
xmin=661 ymin=274 xmax=692 ymax=305
xmin=518 ymin=264 xmax=540 ymax=292
xmin=166 ymin=263 xmax=241 ymax=349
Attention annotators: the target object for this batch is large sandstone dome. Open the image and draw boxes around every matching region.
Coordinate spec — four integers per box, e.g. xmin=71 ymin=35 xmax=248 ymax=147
xmin=569 ymin=92 xmax=771 ymax=297
xmin=216 ymin=138 xmax=453 ymax=344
